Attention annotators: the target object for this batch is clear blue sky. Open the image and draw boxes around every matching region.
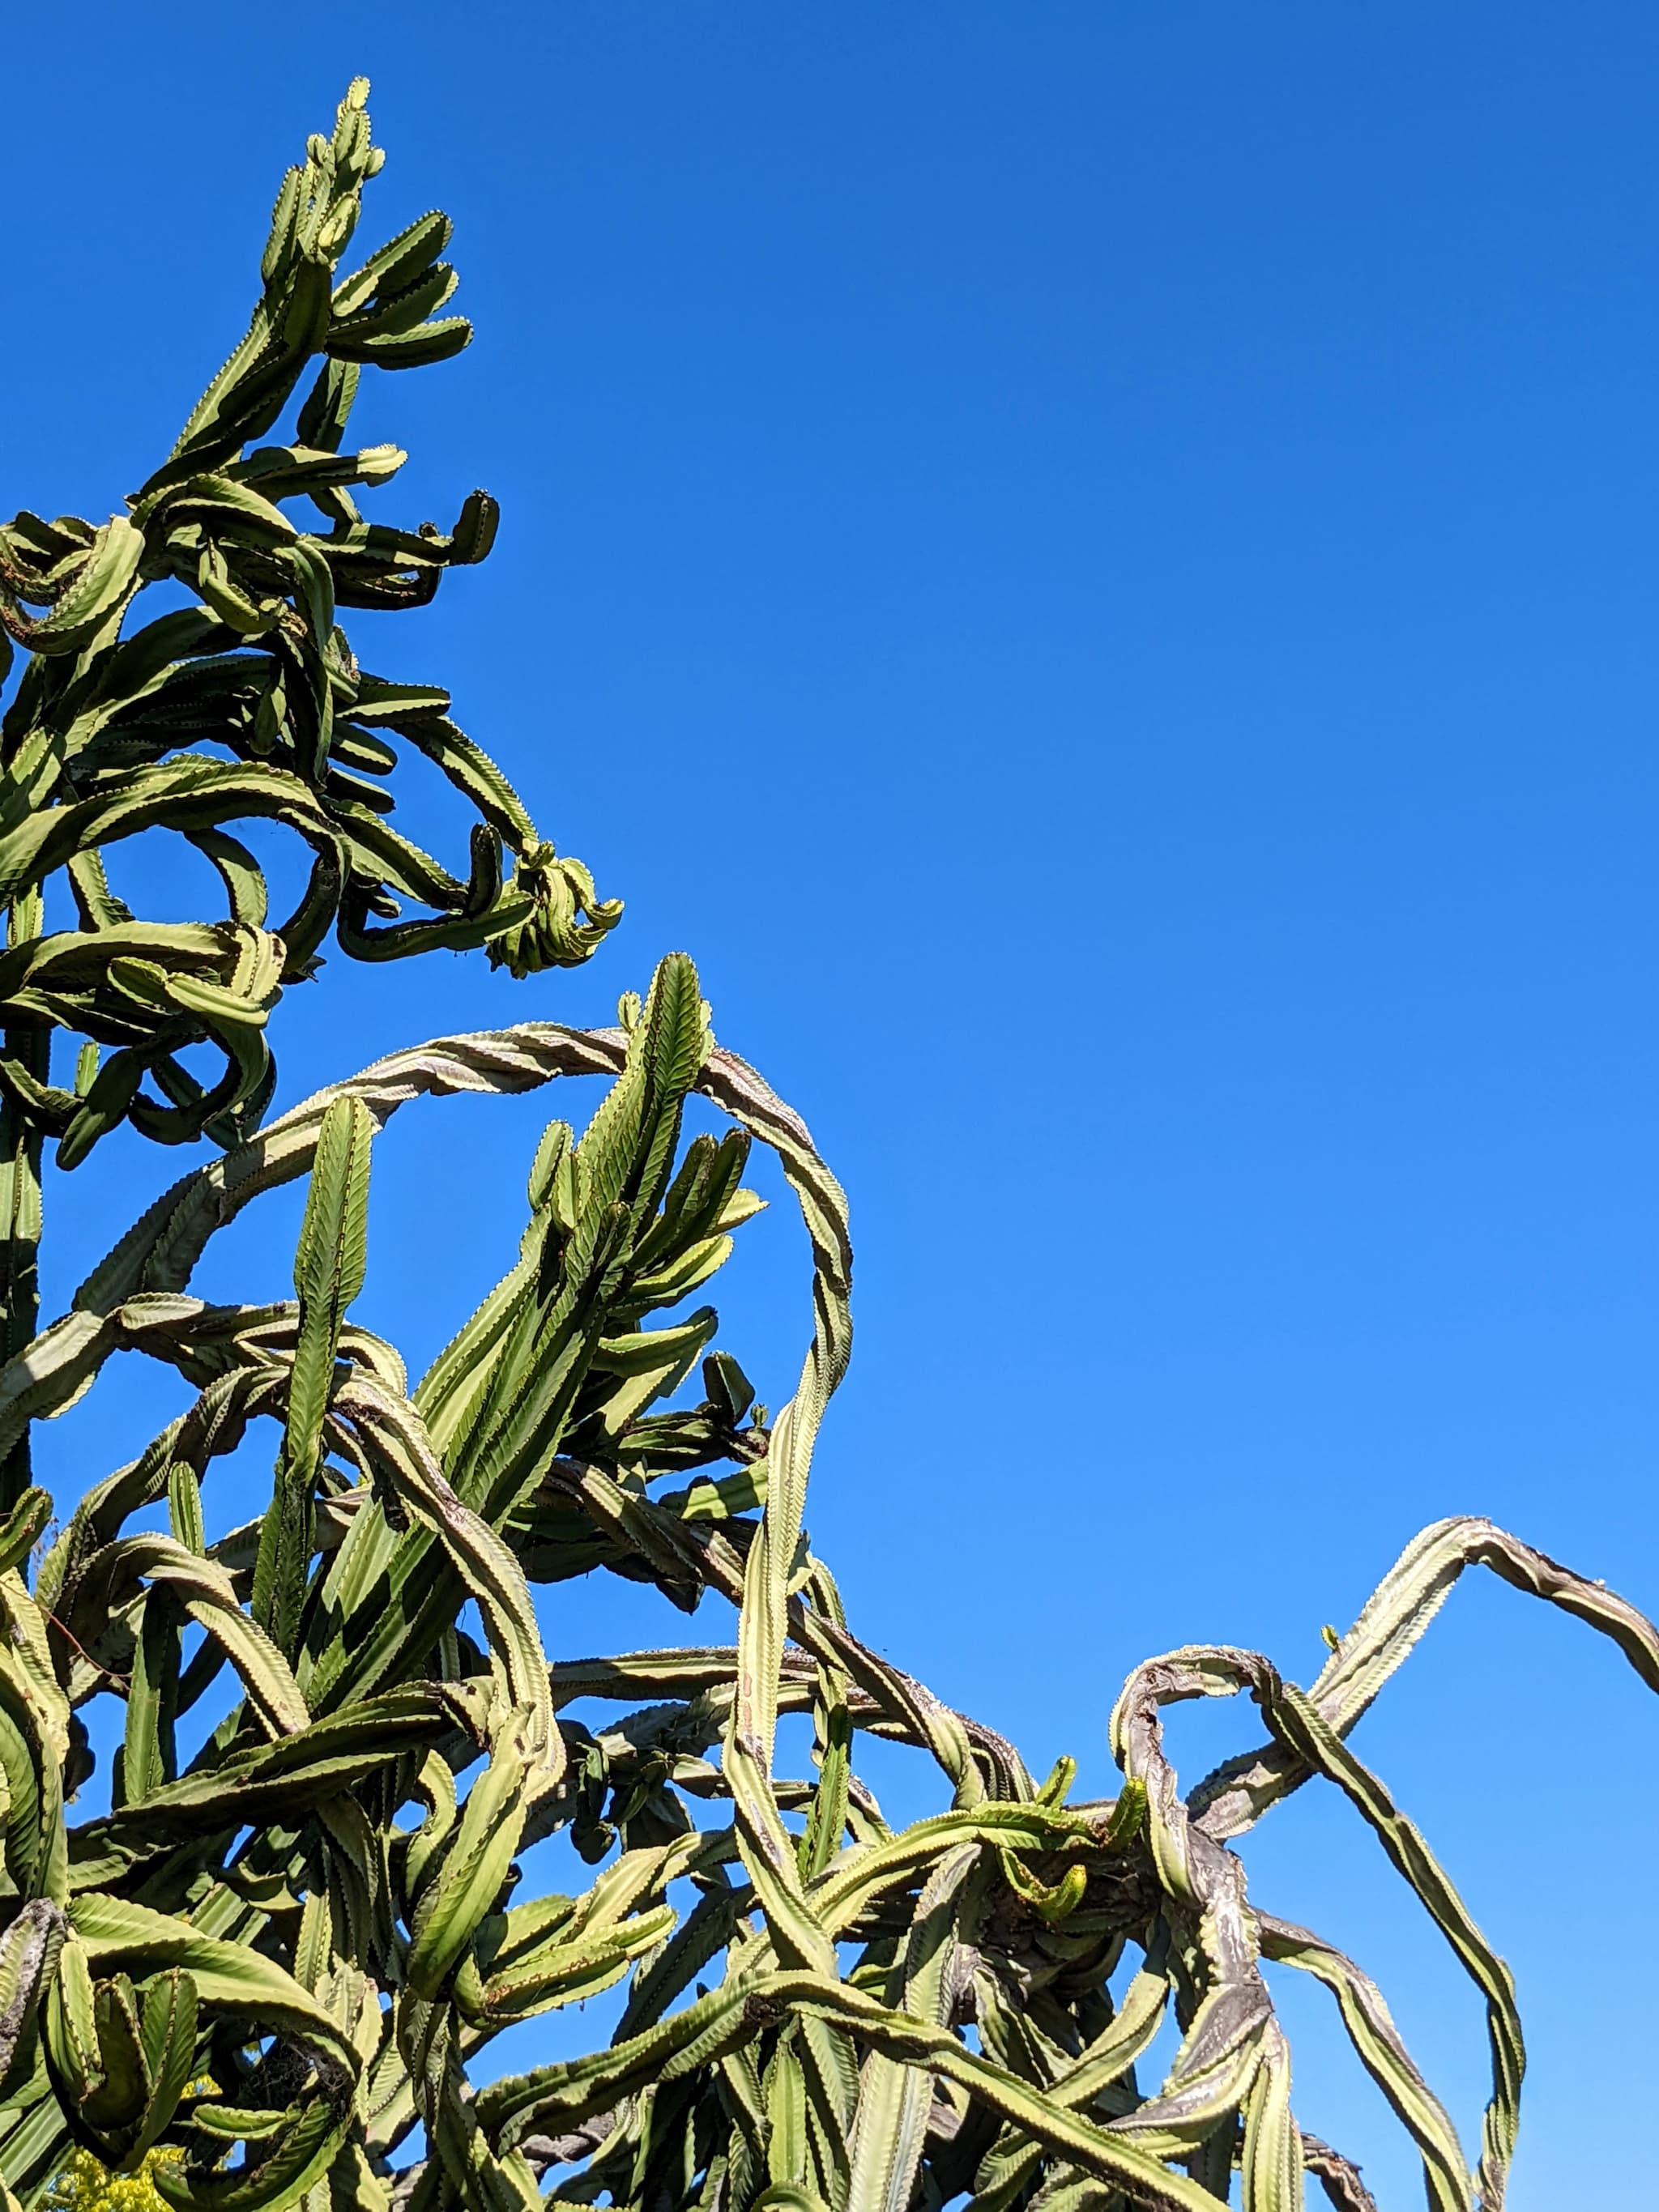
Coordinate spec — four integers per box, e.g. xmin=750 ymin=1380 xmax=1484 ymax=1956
xmin=7 ymin=6 xmax=1658 ymax=2203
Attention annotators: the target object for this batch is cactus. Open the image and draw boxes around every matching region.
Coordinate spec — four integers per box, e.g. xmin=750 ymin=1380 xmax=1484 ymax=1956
xmin=0 ymin=79 xmax=1653 ymax=2212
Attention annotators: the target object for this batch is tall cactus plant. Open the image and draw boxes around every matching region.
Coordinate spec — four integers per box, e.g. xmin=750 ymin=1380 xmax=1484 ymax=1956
xmin=1 ymin=80 xmax=1654 ymax=2212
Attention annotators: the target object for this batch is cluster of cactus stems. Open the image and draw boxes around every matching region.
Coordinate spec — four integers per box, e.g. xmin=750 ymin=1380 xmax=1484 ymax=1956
xmin=0 ymin=79 xmax=1654 ymax=2212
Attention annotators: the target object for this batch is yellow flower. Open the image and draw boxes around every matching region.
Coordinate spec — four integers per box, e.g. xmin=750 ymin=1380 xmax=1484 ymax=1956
xmin=42 ymin=2147 xmax=179 ymax=2212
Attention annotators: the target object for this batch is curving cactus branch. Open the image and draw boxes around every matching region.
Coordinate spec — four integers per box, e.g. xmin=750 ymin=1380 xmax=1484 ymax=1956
xmin=0 ymin=78 xmax=619 ymax=1502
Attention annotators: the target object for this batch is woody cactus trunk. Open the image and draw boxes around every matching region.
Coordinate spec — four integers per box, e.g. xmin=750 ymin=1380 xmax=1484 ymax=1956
xmin=0 ymin=81 xmax=1654 ymax=2212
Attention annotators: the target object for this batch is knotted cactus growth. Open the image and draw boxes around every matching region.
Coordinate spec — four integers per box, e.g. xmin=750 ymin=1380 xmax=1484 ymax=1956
xmin=0 ymin=80 xmax=1653 ymax=2212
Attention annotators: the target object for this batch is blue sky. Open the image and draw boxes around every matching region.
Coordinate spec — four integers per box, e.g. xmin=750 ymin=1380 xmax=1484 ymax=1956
xmin=7 ymin=5 xmax=1659 ymax=2202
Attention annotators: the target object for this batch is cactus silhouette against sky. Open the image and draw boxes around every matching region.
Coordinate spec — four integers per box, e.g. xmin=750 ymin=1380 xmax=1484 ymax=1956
xmin=1 ymin=80 xmax=1655 ymax=2212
